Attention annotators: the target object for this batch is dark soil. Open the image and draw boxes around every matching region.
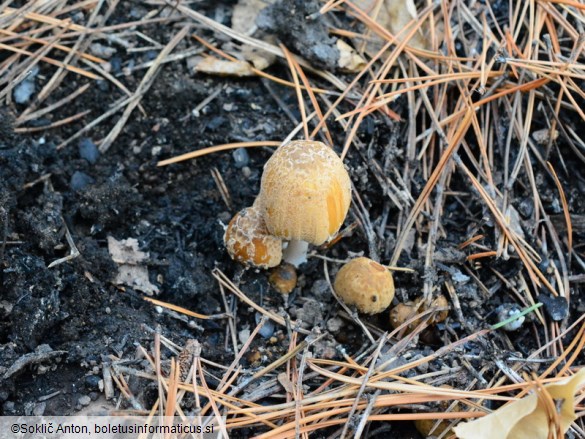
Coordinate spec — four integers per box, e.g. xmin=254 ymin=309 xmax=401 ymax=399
xmin=1 ymin=0 xmax=584 ymax=437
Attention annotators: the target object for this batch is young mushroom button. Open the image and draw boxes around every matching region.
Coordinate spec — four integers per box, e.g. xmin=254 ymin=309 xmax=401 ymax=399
xmin=256 ymin=140 xmax=352 ymax=266
xmin=334 ymin=257 xmax=395 ymax=314
xmin=224 ymin=205 xmax=282 ymax=269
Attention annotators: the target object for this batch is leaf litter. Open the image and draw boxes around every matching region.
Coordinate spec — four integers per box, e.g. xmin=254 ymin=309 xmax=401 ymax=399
xmin=0 ymin=0 xmax=584 ymax=437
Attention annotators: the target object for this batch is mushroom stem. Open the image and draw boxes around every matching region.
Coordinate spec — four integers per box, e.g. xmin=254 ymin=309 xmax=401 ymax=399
xmin=282 ymin=240 xmax=309 ymax=267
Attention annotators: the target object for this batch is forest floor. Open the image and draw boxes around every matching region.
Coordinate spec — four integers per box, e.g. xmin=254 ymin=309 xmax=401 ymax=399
xmin=1 ymin=1 xmax=584 ymax=438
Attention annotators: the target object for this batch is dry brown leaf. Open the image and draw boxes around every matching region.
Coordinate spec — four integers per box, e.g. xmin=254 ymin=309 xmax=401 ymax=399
xmin=532 ymin=128 xmax=559 ymax=145
xmin=232 ymin=0 xmax=276 ymax=71
xmin=454 ymin=369 xmax=585 ymax=439
xmin=107 ymin=236 xmax=148 ymax=265
xmin=277 ymin=372 xmax=294 ymax=394
xmin=353 ymin=0 xmax=428 ymax=57
xmin=107 ymin=236 xmax=159 ymax=296
xmin=336 ymin=40 xmax=366 ymax=72
xmin=232 ymin=0 xmax=271 ymax=34
xmin=113 ymin=265 xmax=159 ymax=296
xmin=385 ymin=0 xmax=426 ymax=51
xmin=241 ymin=44 xmax=276 ymax=70
xmin=194 ymin=57 xmax=255 ymax=77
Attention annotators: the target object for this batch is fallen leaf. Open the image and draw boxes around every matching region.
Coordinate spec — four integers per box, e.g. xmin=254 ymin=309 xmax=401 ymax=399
xmin=232 ymin=0 xmax=271 ymax=34
xmin=194 ymin=56 xmax=255 ymax=77
xmin=241 ymin=43 xmax=276 ymax=70
xmin=107 ymin=236 xmax=148 ymax=264
xmin=353 ymin=0 xmax=431 ymax=57
xmin=113 ymin=265 xmax=159 ymax=296
xmin=336 ymin=40 xmax=366 ymax=72
xmin=108 ymin=236 xmax=159 ymax=296
xmin=385 ymin=0 xmax=426 ymax=51
xmin=454 ymin=369 xmax=585 ymax=439
xmin=231 ymin=0 xmax=276 ymax=71
xmin=278 ymin=372 xmax=294 ymax=394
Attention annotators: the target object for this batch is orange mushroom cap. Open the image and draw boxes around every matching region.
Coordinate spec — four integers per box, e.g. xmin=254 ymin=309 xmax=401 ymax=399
xmin=224 ymin=205 xmax=282 ymax=269
xmin=334 ymin=257 xmax=395 ymax=314
xmin=256 ymin=140 xmax=351 ymax=245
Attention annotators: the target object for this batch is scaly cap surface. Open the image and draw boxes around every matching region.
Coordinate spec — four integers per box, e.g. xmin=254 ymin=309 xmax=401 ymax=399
xmin=334 ymin=257 xmax=395 ymax=314
xmin=224 ymin=205 xmax=282 ymax=268
xmin=257 ymin=140 xmax=351 ymax=245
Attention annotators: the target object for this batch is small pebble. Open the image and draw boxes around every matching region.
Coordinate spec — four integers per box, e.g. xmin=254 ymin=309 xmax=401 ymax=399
xmin=78 ymin=138 xmax=100 ymax=164
xmin=13 ymin=81 xmax=35 ymax=104
xmin=78 ymin=395 xmax=91 ymax=407
xmin=89 ymin=43 xmax=117 ymax=59
xmin=232 ymin=148 xmax=249 ymax=168
xmin=538 ymin=294 xmax=569 ymax=321
xmin=85 ymin=375 xmax=101 ymax=391
xmin=218 ymin=211 xmax=232 ymax=223
xmin=255 ymin=313 xmax=275 ymax=338
xmin=109 ymin=57 xmax=122 ymax=74
xmin=70 ymin=171 xmax=95 ymax=191
xmin=3 ymin=401 xmax=15 ymax=413
xmin=258 ymin=322 xmax=274 ymax=339
xmin=207 ymin=116 xmax=225 ymax=131
xmin=496 ymin=304 xmax=525 ymax=331
xmin=33 ymin=402 xmax=46 ymax=416
xmin=13 ymin=65 xmax=39 ymax=104
xmin=326 ymin=317 xmax=343 ymax=333
xmin=238 ymin=328 xmax=251 ymax=345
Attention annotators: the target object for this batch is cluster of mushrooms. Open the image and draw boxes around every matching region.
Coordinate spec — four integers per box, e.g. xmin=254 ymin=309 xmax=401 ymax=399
xmin=223 ymin=140 xmax=448 ymax=326
xmin=224 ymin=139 xmax=352 ymax=269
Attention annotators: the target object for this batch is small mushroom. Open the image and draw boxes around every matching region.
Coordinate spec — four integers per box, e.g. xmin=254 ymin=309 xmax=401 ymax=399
xmin=334 ymin=257 xmax=395 ymax=314
xmin=223 ymin=205 xmax=282 ymax=268
xmin=390 ymin=295 xmax=449 ymax=333
xmin=268 ymin=262 xmax=297 ymax=295
xmin=256 ymin=140 xmax=351 ymax=266
xmin=414 ymin=385 xmax=460 ymax=437
xmin=389 ymin=301 xmax=418 ymax=333
xmin=427 ymin=295 xmax=449 ymax=324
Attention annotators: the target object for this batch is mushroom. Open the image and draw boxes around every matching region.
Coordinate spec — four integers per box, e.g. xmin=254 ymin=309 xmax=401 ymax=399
xmin=223 ymin=205 xmax=282 ymax=268
xmin=414 ymin=385 xmax=461 ymax=437
xmin=389 ymin=295 xmax=450 ymax=334
xmin=255 ymin=140 xmax=351 ymax=266
xmin=427 ymin=295 xmax=449 ymax=324
xmin=268 ymin=262 xmax=297 ymax=295
xmin=334 ymin=257 xmax=395 ymax=314
xmin=389 ymin=301 xmax=418 ymax=333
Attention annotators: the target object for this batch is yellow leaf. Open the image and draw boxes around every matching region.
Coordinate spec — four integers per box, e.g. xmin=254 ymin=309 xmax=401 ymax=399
xmin=336 ymin=40 xmax=366 ymax=72
xmin=353 ymin=0 xmax=430 ymax=57
xmin=194 ymin=57 xmax=255 ymax=77
xmin=385 ymin=0 xmax=426 ymax=51
xmin=454 ymin=369 xmax=585 ymax=439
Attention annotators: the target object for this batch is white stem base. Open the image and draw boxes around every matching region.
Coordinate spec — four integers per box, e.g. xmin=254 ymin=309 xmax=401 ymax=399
xmin=282 ymin=240 xmax=309 ymax=267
